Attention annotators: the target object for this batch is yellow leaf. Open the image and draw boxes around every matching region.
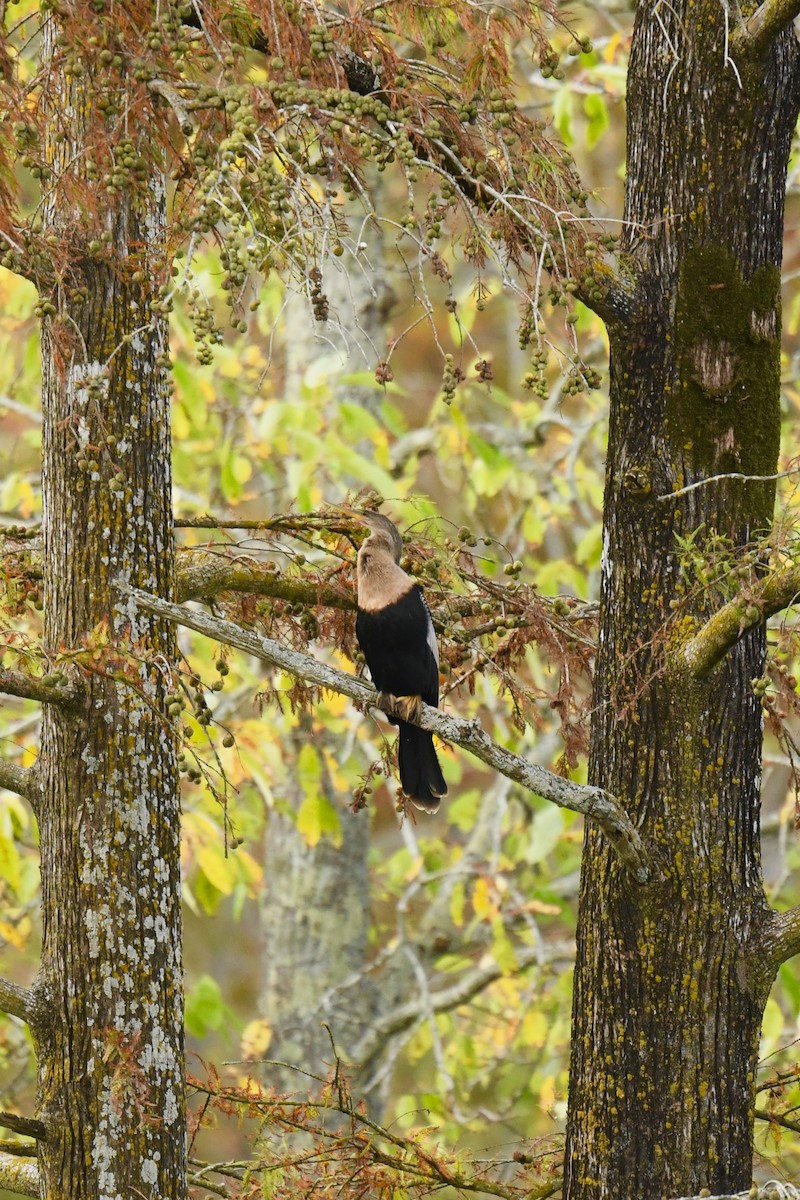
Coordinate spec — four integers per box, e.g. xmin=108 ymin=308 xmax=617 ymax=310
xmin=0 ymin=920 xmax=25 ymax=950
xmin=472 ymin=877 xmax=498 ymax=919
xmin=525 ymin=898 xmax=563 ymax=916
xmin=241 ymin=1018 xmax=272 ymax=1059
xmin=449 ymin=880 xmax=465 ymax=928
xmin=522 ymin=1009 xmax=548 ymax=1049
xmin=298 ymin=743 xmax=322 ymax=792
xmin=232 ymin=847 xmax=263 ymax=887
xmin=297 ymin=794 xmax=321 ymax=847
xmin=197 ymin=844 xmax=236 ymax=895
xmin=539 ymin=1075 xmax=556 ymax=1113
xmin=323 ymin=691 xmax=350 ymax=717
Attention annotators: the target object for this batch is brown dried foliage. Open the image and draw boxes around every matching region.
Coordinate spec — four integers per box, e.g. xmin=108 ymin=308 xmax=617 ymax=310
xmin=186 ymin=1058 xmax=561 ymax=1199
xmin=0 ymin=0 xmax=606 ymax=333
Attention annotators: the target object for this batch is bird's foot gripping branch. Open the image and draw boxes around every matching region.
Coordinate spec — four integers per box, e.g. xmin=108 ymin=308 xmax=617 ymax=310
xmin=116 ymin=581 xmax=653 ymax=884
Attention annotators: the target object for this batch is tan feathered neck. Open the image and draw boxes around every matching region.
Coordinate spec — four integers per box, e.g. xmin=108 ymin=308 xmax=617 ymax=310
xmin=356 ymin=530 xmax=415 ymax=612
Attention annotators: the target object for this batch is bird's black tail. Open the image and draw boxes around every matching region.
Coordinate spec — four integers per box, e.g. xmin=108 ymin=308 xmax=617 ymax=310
xmin=398 ymin=722 xmax=447 ymax=813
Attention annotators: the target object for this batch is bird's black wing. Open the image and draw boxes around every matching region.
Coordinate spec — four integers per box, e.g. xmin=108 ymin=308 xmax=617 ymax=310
xmin=356 ymin=584 xmax=439 ymax=705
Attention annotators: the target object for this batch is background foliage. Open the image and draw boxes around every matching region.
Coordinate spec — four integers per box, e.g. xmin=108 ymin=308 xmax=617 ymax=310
xmin=2 ymin=0 xmax=800 ymax=1191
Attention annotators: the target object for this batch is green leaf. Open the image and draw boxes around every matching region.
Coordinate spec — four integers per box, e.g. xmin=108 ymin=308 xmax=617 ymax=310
xmin=760 ymin=995 xmax=785 ymax=1057
xmin=197 ymin=843 xmax=236 ymax=895
xmin=553 ymin=87 xmax=574 ymax=146
xmin=185 ymin=974 xmax=226 ymax=1039
xmin=491 ymin=915 xmax=518 ymax=973
xmin=525 ymin=805 xmax=565 ymax=865
xmin=583 ymin=93 xmax=609 ymax=149
xmin=575 ymin=525 xmax=603 ymax=568
xmin=172 ymin=359 xmax=209 ymax=430
xmin=297 ymin=793 xmax=342 ymax=849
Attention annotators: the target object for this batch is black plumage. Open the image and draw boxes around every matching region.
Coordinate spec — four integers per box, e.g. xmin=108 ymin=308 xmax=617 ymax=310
xmin=351 ymin=511 xmax=447 ymax=813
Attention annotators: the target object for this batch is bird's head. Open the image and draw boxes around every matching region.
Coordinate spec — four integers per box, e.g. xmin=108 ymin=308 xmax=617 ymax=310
xmin=336 ymin=507 xmax=404 ymax=565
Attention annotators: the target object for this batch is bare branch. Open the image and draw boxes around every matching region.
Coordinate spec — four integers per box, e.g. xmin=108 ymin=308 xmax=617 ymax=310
xmin=118 ymin=582 xmax=652 ymax=883
xmin=0 ymin=1115 xmax=46 ymax=1143
xmin=0 ymin=668 xmax=80 ymax=708
xmin=0 ymin=1153 xmax=38 ymax=1198
xmin=353 ymin=939 xmax=574 ymax=1068
xmin=0 ymin=761 xmax=38 ymax=804
xmin=0 ymin=979 xmax=37 ymax=1025
xmin=681 ymin=565 xmax=800 ymax=678
xmin=730 ymin=0 xmax=800 ymax=58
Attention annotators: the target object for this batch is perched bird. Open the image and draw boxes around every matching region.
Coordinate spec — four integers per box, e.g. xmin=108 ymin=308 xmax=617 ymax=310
xmin=349 ymin=510 xmax=447 ymax=813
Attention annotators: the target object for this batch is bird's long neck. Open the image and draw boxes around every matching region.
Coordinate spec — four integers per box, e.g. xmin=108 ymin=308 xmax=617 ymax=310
xmin=356 ymin=536 xmax=414 ymax=613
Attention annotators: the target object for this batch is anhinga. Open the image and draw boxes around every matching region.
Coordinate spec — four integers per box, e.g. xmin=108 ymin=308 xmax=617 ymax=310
xmin=349 ymin=510 xmax=447 ymax=813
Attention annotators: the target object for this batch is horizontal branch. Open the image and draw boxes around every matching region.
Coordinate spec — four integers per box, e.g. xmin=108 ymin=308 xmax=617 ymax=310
xmin=176 ymin=551 xmax=354 ymax=610
xmin=730 ymin=0 xmax=800 ymax=58
xmin=353 ymin=939 xmax=574 ymax=1068
xmin=118 ymin=583 xmax=652 ymax=883
xmin=575 ymin=264 xmax=636 ymax=327
xmin=681 ymin=565 xmax=800 ymax=678
xmin=0 ymin=978 xmax=37 ymax=1025
xmin=0 ymin=1151 xmax=38 ymax=1197
xmin=0 ymin=761 xmax=38 ymax=804
xmin=0 ymin=1114 xmax=46 ymax=1143
xmin=0 ymin=668 xmax=79 ymax=708
xmin=0 ymin=1142 xmax=37 ymax=1158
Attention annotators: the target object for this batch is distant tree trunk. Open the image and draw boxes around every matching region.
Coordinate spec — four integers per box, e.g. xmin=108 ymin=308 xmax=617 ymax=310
xmin=33 ymin=20 xmax=186 ymax=1199
xmin=564 ymin=11 xmax=800 ymax=1199
xmin=260 ymin=718 xmax=377 ymax=1092
xmin=260 ymin=223 xmax=392 ymax=1112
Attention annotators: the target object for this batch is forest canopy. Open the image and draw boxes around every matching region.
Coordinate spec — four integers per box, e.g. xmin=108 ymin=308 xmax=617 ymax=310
xmin=1 ymin=0 xmax=800 ymax=1197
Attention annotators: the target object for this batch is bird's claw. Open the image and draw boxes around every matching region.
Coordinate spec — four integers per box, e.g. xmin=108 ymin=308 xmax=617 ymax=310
xmin=375 ymin=692 xmax=422 ymax=723
xmin=395 ymin=694 xmax=422 ymax=723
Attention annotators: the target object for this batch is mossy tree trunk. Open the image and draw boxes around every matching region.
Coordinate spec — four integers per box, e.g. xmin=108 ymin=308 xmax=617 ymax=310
xmin=31 ymin=16 xmax=186 ymax=1200
xmin=564 ymin=8 xmax=800 ymax=1199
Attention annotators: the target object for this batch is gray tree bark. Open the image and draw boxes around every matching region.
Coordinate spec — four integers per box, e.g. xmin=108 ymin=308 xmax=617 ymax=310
xmin=31 ymin=16 xmax=186 ymax=1199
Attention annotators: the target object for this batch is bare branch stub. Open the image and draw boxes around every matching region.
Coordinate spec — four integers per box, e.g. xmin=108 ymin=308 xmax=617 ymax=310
xmin=0 ymin=761 xmax=38 ymax=805
xmin=0 ymin=1113 xmax=47 ymax=1143
xmin=0 ymin=978 xmax=37 ymax=1026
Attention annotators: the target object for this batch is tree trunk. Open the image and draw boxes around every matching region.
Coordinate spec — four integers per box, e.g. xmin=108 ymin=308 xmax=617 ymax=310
xmin=260 ymin=219 xmax=391 ymax=1112
xmin=32 ymin=20 xmax=186 ymax=1199
xmin=564 ymin=12 xmax=800 ymax=1199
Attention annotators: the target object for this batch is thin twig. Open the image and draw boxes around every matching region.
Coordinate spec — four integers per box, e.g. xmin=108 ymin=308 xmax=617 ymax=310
xmin=657 ymin=466 xmax=800 ymax=501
